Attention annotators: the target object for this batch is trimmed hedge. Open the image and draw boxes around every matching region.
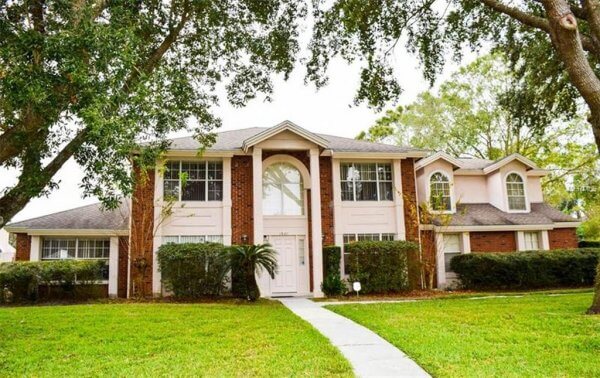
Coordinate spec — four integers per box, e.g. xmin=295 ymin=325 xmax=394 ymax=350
xmin=345 ymin=241 xmax=419 ymax=294
xmin=321 ymin=246 xmax=345 ymax=296
xmin=157 ymin=243 xmax=229 ymax=298
xmin=0 ymin=260 xmax=107 ymax=303
xmin=450 ymin=248 xmax=600 ymax=290
xmin=579 ymin=240 xmax=600 ymax=248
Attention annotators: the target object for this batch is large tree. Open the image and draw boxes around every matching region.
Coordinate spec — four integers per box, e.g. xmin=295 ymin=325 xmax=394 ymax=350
xmin=359 ymin=53 xmax=600 ymax=230
xmin=0 ymin=0 xmax=306 ymax=227
xmin=307 ymin=0 xmax=600 ymax=313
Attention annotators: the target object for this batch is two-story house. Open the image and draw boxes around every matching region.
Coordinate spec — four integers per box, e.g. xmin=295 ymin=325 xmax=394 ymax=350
xmin=5 ymin=121 xmax=579 ymax=297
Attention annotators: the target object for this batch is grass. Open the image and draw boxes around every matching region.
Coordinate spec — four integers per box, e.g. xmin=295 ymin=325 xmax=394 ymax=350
xmin=328 ymin=292 xmax=600 ymax=377
xmin=0 ymin=300 xmax=352 ymax=377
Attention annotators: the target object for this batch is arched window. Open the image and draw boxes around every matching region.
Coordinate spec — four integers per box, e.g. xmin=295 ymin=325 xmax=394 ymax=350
xmin=506 ymin=173 xmax=526 ymax=211
xmin=263 ymin=163 xmax=304 ymax=215
xmin=430 ymin=172 xmax=452 ymax=211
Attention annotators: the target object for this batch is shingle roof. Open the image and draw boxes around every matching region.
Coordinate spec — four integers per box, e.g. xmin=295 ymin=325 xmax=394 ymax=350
xmin=455 ymin=158 xmax=495 ymax=170
xmin=168 ymin=127 xmax=425 ymax=154
xmin=6 ymin=202 xmax=129 ymax=231
xmin=431 ymin=203 xmax=577 ymax=227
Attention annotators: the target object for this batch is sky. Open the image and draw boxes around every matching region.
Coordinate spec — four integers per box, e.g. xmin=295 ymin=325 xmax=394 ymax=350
xmin=1 ymin=41 xmax=478 ymax=223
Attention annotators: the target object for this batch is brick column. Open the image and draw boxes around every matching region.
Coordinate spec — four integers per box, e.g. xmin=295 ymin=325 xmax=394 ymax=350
xmin=15 ymin=233 xmax=31 ymax=261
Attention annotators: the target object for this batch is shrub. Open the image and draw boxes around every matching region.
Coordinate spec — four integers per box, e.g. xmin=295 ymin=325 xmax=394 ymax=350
xmin=321 ymin=246 xmax=346 ymax=296
xmin=157 ymin=243 xmax=229 ymax=298
xmin=229 ymin=244 xmax=277 ymax=301
xmin=579 ymin=240 xmax=600 ymax=248
xmin=0 ymin=260 xmax=107 ymax=303
xmin=450 ymin=248 xmax=600 ymax=290
xmin=345 ymin=241 xmax=419 ymax=294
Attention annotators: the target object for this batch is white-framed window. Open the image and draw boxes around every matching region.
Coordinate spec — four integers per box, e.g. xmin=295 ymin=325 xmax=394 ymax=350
xmin=162 ymin=235 xmax=224 ymax=244
xmin=340 ymin=163 xmax=393 ymax=201
xmin=523 ymin=231 xmax=540 ymax=250
xmin=163 ymin=161 xmax=223 ymax=201
xmin=506 ymin=173 xmax=526 ymax=211
xmin=298 ymin=237 xmax=306 ymax=266
xmin=42 ymin=238 xmax=109 ymax=260
xmin=429 ymin=171 xmax=452 ymax=212
xmin=263 ymin=163 xmax=304 ymax=216
xmin=342 ymin=233 xmax=396 ymax=273
xmin=41 ymin=238 xmax=110 ymax=280
xmin=442 ymin=234 xmax=462 ymax=273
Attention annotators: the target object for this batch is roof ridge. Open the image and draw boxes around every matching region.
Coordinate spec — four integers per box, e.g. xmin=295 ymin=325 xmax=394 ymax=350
xmin=314 ymin=132 xmax=425 ymax=151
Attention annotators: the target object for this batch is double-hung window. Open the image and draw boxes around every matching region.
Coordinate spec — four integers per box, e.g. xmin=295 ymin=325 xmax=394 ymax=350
xmin=523 ymin=231 xmax=540 ymax=250
xmin=506 ymin=173 xmax=526 ymax=211
xmin=429 ymin=172 xmax=452 ymax=211
xmin=163 ymin=161 xmax=223 ymax=201
xmin=340 ymin=163 xmax=393 ymax=201
xmin=162 ymin=235 xmax=224 ymax=244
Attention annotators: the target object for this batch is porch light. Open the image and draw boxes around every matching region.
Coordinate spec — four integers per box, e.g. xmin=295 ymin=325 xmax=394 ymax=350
xmin=241 ymin=234 xmax=248 ymax=244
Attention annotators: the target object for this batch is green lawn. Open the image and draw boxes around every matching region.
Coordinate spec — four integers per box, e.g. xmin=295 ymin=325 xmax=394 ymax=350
xmin=328 ymin=292 xmax=600 ymax=377
xmin=0 ymin=300 xmax=352 ymax=377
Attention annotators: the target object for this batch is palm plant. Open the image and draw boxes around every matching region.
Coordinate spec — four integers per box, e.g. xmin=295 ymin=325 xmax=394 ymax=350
xmin=228 ymin=243 xmax=278 ymax=301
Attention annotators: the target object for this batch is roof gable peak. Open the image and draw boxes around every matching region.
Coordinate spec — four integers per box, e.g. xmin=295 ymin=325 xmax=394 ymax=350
xmin=241 ymin=120 xmax=329 ymax=152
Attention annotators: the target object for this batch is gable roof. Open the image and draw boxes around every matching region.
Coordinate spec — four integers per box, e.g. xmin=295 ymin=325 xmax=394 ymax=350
xmin=415 ymin=152 xmax=545 ymax=175
xmin=241 ymin=120 xmax=329 ymax=152
xmin=166 ymin=122 xmax=427 ymax=155
xmin=5 ymin=202 xmax=130 ymax=233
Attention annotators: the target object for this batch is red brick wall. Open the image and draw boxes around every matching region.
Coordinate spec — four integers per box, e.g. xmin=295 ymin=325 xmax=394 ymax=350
xmin=15 ymin=233 xmax=31 ymax=261
xmin=470 ymin=231 xmax=517 ymax=252
xmin=118 ymin=236 xmax=129 ymax=298
xmin=320 ymin=156 xmax=334 ymax=245
xmin=231 ymin=156 xmax=254 ymax=244
xmin=129 ymin=165 xmax=155 ymax=297
xmin=549 ymin=228 xmax=578 ymax=249
xmin=401 ymin=158 xmax=419 ymax=243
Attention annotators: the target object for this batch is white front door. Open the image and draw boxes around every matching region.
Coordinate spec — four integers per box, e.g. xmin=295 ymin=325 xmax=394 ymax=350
xmin=270 ymin=235 xmax=298 ymax=294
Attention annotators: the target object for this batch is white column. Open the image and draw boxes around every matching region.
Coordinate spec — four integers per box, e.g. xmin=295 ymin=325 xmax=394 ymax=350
xmin=331 ymin=158 xmax=344 ymax=274
xmin=108 ymin=236 xmax=119 ymax=298
xmin=253 ymin=147 xmax=270 ymax=296
xmin=393 ymin=159 xmax=405 ymax=240
xmin=435 ymin=232 xmax=446 ymax=288
xmin=461 ymin=232 xmax=471 ymax=254
xmin=30 ymin=236 xmax=41 ymax=261
xmin=516 ymin=231 xmax=525 ymax=251
xmin=541 ymin=230 xmax=550 ymax=250
xmin=152 ymin=165 xmax=163 ymax=297
xmin=310 ymin=148 xmax=324 ymax=298
xmin=222 ymin=157 xmax=232 ymax=246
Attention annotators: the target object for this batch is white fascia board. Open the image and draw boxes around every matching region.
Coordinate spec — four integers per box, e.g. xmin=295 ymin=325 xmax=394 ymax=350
xmin=331 ymin=151 xmax=427 ymax=159
xmin=483 ymin=153 xmax=539 ymax=174
xmin=242 ymin=120 xmax=329 ymax=152
xmin=553 ymin=222 xmax=581 ymax=228
xmin=163 ymin=150 xmax=238 ymax=158
xmin=526 ymin=169 xmax=548 ymax=177
xmin=414 ymin=151 xmax=463 ymax=170
xmin=5 ymin=228 xmax=129 ymax=236
xmin=419 ymin=224 xmax=554 ymax=232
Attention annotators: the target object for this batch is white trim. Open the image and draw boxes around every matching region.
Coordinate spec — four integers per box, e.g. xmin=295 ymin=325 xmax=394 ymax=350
xmin=392 ymin=159 xmax=405 ymax=240
xmin=331 ymin=151 xmax=428 ymax=159
xmin=427 ymin=169 xmax=456 ymax=214
xmin=553 ymin=222 xmax=581 ymax=228
xmin=152 ymin=166 xmax=163 ymax=297
xmin=420 ymin=224 xmax=556 ymax=232
xmin=30 ymin=236 xmax=41 ymax=261
xmin=310 ymin=148 xmax=324 ymax=298
xmin=504 ymin=171 xmax=530 ymax=213
xmin=108 ymin=237 xmax=119 ymax=298
xmin=222 ymin=157 xmax=232 ymax=246
xmin=262 ymin=154 xmax=312 ymax=189
xmin=242 ymin=120 xmax=329 ymax=152
xmin=414 ymin=151 xmax=463 ymax=170
xmin=541 ymin=230 xmax=550 ymax=250
xmin=4 ymin=228 xmax=129 ymax=236
xmin=483 ymin=153 xmax=539 ymax=174
xmin=162 ymin=150 xmax=237 ymax=158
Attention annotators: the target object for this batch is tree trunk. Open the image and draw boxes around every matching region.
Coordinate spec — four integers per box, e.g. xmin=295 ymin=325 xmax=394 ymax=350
xmin=588 ymin=262 xmax=600 ymax=314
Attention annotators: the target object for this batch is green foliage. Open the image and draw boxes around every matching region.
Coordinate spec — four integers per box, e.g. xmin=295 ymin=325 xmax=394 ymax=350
xmin=450 ymin=249 xmax=600 ymax=290
xmin=321 ymin=246 xmax=346 ymax=296
xmin=0 ymin=260 xmax=106 ymax=303
xmin=345 ymin=241 xmax=418 ymax=294
xmin=229 ymin=244 xmax=277 ymax=301
xmin=157 ymin=243 xmax=229 ymax=298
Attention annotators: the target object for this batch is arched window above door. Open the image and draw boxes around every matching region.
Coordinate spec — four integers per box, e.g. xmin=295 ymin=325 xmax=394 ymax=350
xmin=263 ymin=163 xmax=304 ymax=215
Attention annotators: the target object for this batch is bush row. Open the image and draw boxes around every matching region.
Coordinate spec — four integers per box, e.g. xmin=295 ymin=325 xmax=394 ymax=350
xmin=321 ymin=246 xmax=345 ymax=296
xmin=345 ymin=241 xmax=419 ymax=294
xmin=579 ymin=240 xmax=600 ymax=248
xmin=450 ymin=248 xmax=600 ymax=290
xmin=0 ymin=260 xmax=107 ymax=303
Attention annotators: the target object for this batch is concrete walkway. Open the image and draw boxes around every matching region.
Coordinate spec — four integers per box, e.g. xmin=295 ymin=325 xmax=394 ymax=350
xmin=279 ymin=298 xmax=430 ymax=377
